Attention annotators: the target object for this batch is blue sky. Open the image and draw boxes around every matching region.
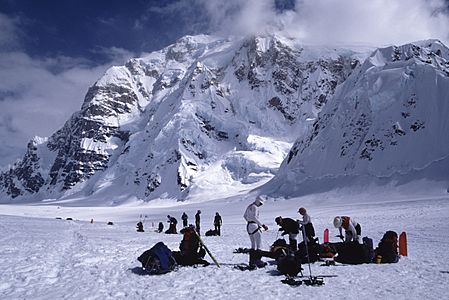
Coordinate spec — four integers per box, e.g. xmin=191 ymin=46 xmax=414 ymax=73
xmin=0 ymin=0 xmax=211 ymax=62
xmin=0 ymin=0 xmax=294 ymax=63
xmin=0 ymin=0 xmax=448 ymax=168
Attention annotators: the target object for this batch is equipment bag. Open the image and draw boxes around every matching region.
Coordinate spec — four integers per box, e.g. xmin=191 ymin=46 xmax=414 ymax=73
xmin=137 ymin=242 xmax=177 ymax=274
xmin=277 ymin=253 xmax=303 ymax=276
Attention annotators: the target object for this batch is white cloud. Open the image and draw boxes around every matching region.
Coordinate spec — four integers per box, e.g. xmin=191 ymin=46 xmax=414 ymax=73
xmin=201 ymin=0 xmax=449 ymax=46
xmin=0 ymin=12 xmax=22 ymax=50
xmin=0 ymin=36 xmax=134 ymax=168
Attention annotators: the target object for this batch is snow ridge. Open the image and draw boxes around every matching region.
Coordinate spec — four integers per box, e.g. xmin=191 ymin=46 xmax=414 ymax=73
xmin=263 ymin=40 xmax=449 ymax=197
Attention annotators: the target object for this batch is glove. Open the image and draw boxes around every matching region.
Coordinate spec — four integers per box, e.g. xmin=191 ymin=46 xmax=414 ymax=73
xmin=262 ymin=224 xmax=268 ymax=231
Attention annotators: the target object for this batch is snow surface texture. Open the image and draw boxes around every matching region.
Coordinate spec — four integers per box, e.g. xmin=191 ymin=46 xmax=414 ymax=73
xmin=1 ymin=191 xmax=448 ymax=299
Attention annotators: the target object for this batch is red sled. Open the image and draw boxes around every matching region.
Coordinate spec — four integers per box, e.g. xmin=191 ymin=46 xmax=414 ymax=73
xmin=399 ymin=231 xmax=407 ymax=256
xmin=324 ymin=228 xmax=329 ymax=243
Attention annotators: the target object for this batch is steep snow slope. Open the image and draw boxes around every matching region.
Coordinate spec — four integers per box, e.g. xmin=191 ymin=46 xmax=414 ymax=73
xmin=264 ymin=40 xmax=449 ymax=197
xmin=0 ymin=35 xmax=363 ymax=204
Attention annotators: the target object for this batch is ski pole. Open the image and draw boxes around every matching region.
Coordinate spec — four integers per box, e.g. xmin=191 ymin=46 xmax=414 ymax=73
xmin=302 ymin=225 xmax=313 ymax=280
xmin=194 ymin=230 xmax=220 ymax=267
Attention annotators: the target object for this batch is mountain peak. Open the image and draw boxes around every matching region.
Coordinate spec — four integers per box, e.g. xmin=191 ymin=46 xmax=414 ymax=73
xmin=2 ymin=34 xmax=448 ymax=204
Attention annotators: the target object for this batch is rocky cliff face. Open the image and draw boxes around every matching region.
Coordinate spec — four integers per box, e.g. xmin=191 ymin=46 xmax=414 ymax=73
xmin=263 ymin=40 xmax=449 ymax=197
xmin=0 ymin=34 xmax=367 ymax=202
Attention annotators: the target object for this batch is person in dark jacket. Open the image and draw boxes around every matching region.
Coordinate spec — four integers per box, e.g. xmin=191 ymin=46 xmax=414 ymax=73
xmin=374 ymin=231 xmax=400 ymax=263
xmin=181 ymin=212 xmax=188 ymax=228
xmin=136 ymin=221 xmax=144 ymax=232
xmin=195 ymin=210 xmax=201 ymax=235
xmin=275 ymin=216 xmax=299 ymax=251
xmin=214 ymin=212 xmax=222 ymax=236
xmin=158 ymin=222 xmax=164 ymax=233
xmin=165 ymin=215 xmax=178 ymax=234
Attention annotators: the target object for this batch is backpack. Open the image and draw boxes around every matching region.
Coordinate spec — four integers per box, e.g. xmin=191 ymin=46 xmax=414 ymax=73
xmin=205 ymin=229 xmax=219 ymax=236
xmin=334 ymin=237 xmax=374 ymax=264
xmin=277 ymin=253 xmax=303 ymax=276
xmin=362 ymin=237 xmax=374 ymax=263
xmin=297 ymin=240 xmax=319 ymax=264
xmin=137 ymin=242 xmax=177 ymax=274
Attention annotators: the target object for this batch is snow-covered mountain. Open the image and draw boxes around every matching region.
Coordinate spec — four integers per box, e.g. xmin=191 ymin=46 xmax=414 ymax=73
xmin=263 ymin=40 xmax=449 ymax=197
xmin=0 ymin=35 xmax=362 ymax=203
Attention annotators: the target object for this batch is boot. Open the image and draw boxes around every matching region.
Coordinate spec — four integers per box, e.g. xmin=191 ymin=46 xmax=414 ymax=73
xmin=254 ymin=250 xmax=266 ymax=268
xmin=249 ymin=249 xmax=257 ymax=269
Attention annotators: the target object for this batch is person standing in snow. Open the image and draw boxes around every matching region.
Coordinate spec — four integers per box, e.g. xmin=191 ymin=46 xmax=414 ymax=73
xmin=214 ymin=212 xmax=222 ymax=236
xmin=333 ymin=216 xmax=362 ymax=243
xmin=158 ymin=221 xmax=164 ymax=233
xmin=297 ymin=207 xmax=316 ymax=242
xmin=243 ymin=196 xmax=268 ymax=250
xmin=195 ymin=210 xmax=201 ymax=235
xmin=275 ymin=216 xmax=299 ymax=251
xmin=181 ymin=212 xmax=188 ymax=228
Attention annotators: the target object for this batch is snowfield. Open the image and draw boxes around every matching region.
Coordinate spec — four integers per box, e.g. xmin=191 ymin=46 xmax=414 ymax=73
xmin=1 ymin=189 xmax=449 ymax=299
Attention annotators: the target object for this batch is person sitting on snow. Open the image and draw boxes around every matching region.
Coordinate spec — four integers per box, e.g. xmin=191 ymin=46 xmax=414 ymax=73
xmin=165 ymin=215 xmax=178 ymax=234
xmin=333 ymin=216 xmax=362 ymax=243
xmin=275 ymin=216 xmax=299 ymax=252
xmin=172 ymin=225 xmax=209 ymax=266
xmin=136 ymin=221 xmax=144 ymax=232
xmin=374 ymin=231 xmax=400 ymax=263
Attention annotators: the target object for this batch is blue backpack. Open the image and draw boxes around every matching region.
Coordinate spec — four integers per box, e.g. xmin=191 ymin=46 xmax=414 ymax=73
xmin=138 ymin=242 xmax=177 ymax=274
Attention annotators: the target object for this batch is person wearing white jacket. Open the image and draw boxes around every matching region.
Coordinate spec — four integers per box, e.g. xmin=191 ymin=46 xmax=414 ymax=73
xmin=333 ymin=216 xmax=362 ymax=243
xmin=243 ymin=196 xmax=268 ymax=250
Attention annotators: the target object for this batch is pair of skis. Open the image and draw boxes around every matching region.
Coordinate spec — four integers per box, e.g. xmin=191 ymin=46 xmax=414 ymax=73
xmin=323 ymin=228 xmax=408 ymax=256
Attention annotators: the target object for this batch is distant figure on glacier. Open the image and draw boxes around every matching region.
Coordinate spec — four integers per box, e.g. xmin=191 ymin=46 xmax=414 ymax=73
xmin=195 ymin=210 xmax=201 ymax=235
xmin=136 ymin=221 xmax=144 ymax=232
xmin=165 ymin=215 xmax=178 ymax=234
xmin=244 ymin=196 xmax=268 ymax=250
xmin=333 ymin=216 xmax=362 ymax=243
xmin=214 ymin=212 xmax=222 ymax=236
xmin=297 ymin=207 xmax=316 ymax=242
xmin=181 ymin=212 xmax=188 ymax=228
xmin=158 ymin=222 xmax=164 ymax=233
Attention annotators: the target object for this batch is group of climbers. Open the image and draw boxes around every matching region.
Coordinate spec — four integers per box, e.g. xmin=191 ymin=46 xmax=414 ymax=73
xmin=137 ymin=194 xmax=401 ymax=275
xmin=243 ymin=195 xmax=399 ymax=269
xmin=136 ymin=211 xmax=223 ymax=236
